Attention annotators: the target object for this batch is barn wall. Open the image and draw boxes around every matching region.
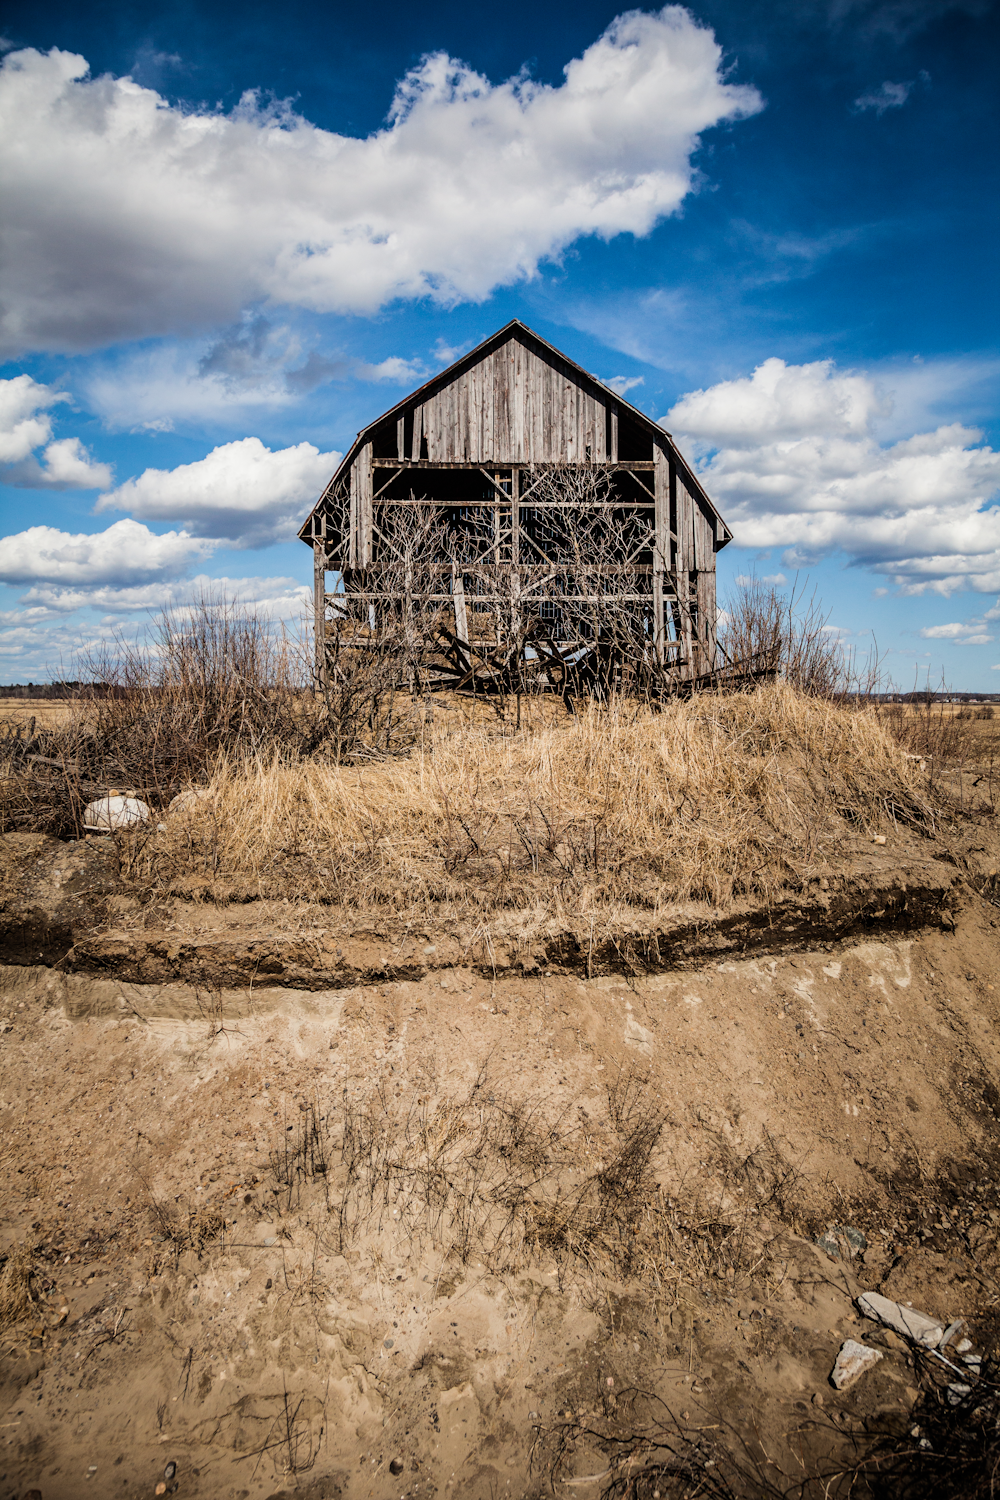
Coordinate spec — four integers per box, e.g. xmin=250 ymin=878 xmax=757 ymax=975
xmin=318 ymin=328 xmax=726 ymax=681
xmin=414 ymin=336 xmax=608 ymax=464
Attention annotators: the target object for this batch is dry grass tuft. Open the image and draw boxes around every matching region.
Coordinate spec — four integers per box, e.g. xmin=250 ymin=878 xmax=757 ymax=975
xmin=138 ymin=680 xmax=934 ymax=912
xmin=266 ymin=1066 xmax=805 ymax=1303
xmin=0 ymin=1246 xmax=36 ymax=1330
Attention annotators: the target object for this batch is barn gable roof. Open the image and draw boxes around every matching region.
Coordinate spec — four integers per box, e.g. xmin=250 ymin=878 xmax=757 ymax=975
xmin=298 ymin=319 xmax=729 ymax=545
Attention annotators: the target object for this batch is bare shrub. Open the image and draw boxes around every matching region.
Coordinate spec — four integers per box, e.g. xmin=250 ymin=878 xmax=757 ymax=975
xmin=75 ymin=589 xmax=323 ymax=799
xmin=0 ymin=590 xmax=327 ymax=834
xmin=319 ymin=490 xmax=453 ymax=759
xmin=719 ymin=575 xmax=870 ymax=697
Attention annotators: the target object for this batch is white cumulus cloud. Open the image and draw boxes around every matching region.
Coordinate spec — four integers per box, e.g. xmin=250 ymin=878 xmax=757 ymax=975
xmin=96 ymin=437 xmax=340 ymax=546
xmin=0 ymin=518 xmax=215 ymax=587
xmin=20 ymin=573 xmax=311 ymax=621
xmin=665 ymin=358 xmax=1000 ymax=594
xmin=0 ymin=374 xmax=112 ymax=487
xmin=0 ymin=11 xmax=762 ymax=354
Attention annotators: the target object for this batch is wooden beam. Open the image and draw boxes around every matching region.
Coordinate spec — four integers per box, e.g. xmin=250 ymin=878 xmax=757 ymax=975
xmin=369 ymin=458 xmax=657 ymax=471
xmin=313 ymin=540 xmax=327 ymax=692
xmin=452 ymin=564 xmax=469 ymax=647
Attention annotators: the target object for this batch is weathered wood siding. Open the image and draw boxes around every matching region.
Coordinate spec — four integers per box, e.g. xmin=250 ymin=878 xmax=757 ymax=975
xmin=415 ymin=336 xmax=608 ymax=464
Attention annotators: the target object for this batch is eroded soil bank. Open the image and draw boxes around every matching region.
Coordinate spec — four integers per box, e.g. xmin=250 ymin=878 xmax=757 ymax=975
xmin=1 ymin=867 xmax=1000 ymax=1499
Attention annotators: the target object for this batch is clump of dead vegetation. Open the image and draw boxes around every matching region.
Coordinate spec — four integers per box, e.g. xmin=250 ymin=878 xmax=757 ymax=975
xmin=535 ymin=1357 xmax=1000 ymax=1500
xmin=3 ymin=581 xmax=990 ymax=919
xmin=265 ymin=1062 xmax=801 ymax=1301
xmin=0 ymin=1245 xmax=37 ymax=1331
xmin=0 ymin=591 xmax=326 ymax=837
xmin=129 ymin=677 xmax=935 ymax=910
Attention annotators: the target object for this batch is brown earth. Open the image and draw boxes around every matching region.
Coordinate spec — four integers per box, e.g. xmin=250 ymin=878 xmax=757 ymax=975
xmin=1 ymin=828 xmax=1000 ymax=1500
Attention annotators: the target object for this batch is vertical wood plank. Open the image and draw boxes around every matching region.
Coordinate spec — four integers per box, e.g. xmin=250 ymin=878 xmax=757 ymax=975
xmin=609 ymin=404 xmax=618 ymax=463
xmin=357 ymin=441 xmax=373 ymax=567
xmin=653 ymin=445 xmax=670 ymax=665
xmin=396 ymin=415 xmax=405 ymax=460
xmin=452 ymin=563 xmax=469 ymax=646
xmin=349 ymin=459 xmax=359 ymax=570
xmin=313 ymin=538 xmax=327 ymax=690
xmin=410 ymin=405 xmax=423 ymax=461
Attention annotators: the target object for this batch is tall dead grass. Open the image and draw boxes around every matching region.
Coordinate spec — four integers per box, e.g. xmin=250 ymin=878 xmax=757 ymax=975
xmin=139 ymin=680 xmax=933 ymax=911
xmin=0 ymin=592 xmax=325 ymax=836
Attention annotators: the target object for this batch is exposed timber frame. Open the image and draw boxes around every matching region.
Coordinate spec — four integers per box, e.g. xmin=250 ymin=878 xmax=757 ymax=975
xmin=300 ymin=321 xmax=732 ymax=698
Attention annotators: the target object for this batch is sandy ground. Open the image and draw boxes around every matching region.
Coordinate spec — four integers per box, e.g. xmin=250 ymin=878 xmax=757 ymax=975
xmin=2 ymin=879 xmax=1000 ymax=1499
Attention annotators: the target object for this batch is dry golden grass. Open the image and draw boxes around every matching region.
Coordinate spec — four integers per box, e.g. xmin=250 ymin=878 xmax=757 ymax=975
xmin=0 ymin=698 xmax=79 ymax=730
xmin=142 ymin=681 xmax=933 ymax=913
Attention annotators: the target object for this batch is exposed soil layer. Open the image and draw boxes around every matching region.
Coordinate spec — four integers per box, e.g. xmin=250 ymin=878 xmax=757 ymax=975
xmin=0 ymin=830 xmax=974 ymax=989
xmin=1 ymin=836 xmax=1000 ymax=1499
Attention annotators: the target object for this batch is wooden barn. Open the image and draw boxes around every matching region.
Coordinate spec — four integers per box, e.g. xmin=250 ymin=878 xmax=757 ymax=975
xmin=299 ymin=320 xmax=732 ymax=696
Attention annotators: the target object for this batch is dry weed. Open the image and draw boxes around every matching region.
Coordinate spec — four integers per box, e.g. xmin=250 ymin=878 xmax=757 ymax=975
xmin=137 ymin=680 xmax=933 ymax=912
xmin=265 ymin=1067 xmax=797 ymax=1301
xmin=0 ymin=1246 xmax=36 ymax=1330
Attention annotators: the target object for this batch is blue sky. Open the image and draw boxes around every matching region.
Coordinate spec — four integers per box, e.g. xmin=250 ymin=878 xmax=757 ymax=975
xmin=0 ymin=0 xmax=998 ymax=687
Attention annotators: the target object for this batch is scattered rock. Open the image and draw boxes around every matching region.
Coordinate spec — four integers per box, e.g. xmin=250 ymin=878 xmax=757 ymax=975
xmin=856 ymin=1291 xmax=945 ymax=1348
xmin=816 ymin=1225 xmax=868 ymax=1261
xmin=163 ymin=1462 xmax=177 ymax=1481
xmin=83 ymin=795 xmax=150 ymax=832
xmin=389 ymin=1458 xmax=404 ymax=1475
xmin=830 ymin=1339 xmax=883 ymax=1391
xmin=947 ymin=1383 xmax=972 ymax=1405
xmin=940 ymin=1318 xmax=964 ymax=1348
xmin=956 ymin=1338 xmax=973 ymax=1354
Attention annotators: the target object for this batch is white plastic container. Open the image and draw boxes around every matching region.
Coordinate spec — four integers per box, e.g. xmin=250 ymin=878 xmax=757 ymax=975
xmin=83 ymin=794 xmax=151 ymax=832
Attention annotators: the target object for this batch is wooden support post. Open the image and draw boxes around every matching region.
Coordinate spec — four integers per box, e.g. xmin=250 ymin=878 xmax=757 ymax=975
xmin=313 ymin=533 xmax=327 ymax=693
xmin=653 ymin=447 xmax=669 ymax=667
xmin=452 ymin=563 xmax=469 ymax=648
xmin=510 ymin=466 xmax=520 ymax=639
xmin=672 ymin=464 xmax=694 ymax=677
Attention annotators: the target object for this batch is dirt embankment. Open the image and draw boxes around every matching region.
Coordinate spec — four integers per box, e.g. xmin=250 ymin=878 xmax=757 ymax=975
xmin=1 ymin=834 xmax=1000 ymax=1499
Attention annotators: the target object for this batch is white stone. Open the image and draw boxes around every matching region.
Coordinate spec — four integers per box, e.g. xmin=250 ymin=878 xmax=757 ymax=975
xmin=831 ymin=1339 xmax=883 ymax=1391
xmin=856 ymin=1292 xmax=945 ymax=1348
xmin=83 ymin=794 xmax=150 ymax=832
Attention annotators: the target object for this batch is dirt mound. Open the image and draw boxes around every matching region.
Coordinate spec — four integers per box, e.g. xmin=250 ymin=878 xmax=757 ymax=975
xmin=1 ymin=857 xmax=1000 ymax=1497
